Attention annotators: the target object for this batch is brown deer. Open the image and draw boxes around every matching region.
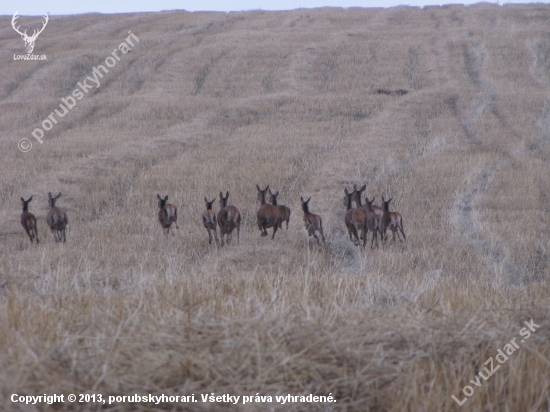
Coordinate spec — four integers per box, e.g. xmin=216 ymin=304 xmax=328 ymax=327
xmin=46 ymin=192 xmax=68 ymax=243
xmin=217 ymin=191 xmax=241 ymax=246
xmin=256 ymin=185 xmax=282 ymax=240
xmin=380 ymin=196 xmax=406 ymax=244
xmin=362 ymin=195 xmax=382 ymax=247
xmin=343 ymin=188 xmax=366 ymax=247
xmin=268 ymin=189 xmax=291 ymax=230
xmin=20 ymin=196 xmax=39 ymax=244
xmin=157 ymin=194 xmax=178 ymax=235
xmin=354 ymin=184 xmax=382 ymax=217
xmin=202 ymin=196 xmax=219 ymax=246
xmin=301 ymin=196 xmax=325 ymax=245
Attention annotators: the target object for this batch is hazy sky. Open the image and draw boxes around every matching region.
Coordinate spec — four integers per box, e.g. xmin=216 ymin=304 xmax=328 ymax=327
xmin=1 ymin=0 xmax=548 ymax=15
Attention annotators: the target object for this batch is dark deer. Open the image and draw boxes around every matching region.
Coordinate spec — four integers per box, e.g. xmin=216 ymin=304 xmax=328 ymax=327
xmin=20 ymin=196 xmax=39 ymax=244
xmin=381 ymin=196 xmax=406 ymax=244
xmin=354 ymin=184 xmax=382 ymax=217
xmin=301 ymin=196 xmax=325 ymax=245
xmin=157 ymin=194 xmax=178 ymax=235
xmin=217 ymin=191 xmax=241 ymax=246
xmin=256 ymin=185 xmax=282 ymax=240
xmin=46 ymin=192 xmax=68 ymax=243
xmin=202 ymin=196 xmax=219 ymax=246
xmin=362 ymin=196 xmax=382 ymax=247
xmin=268 ymin=189 xmax=291 ymax=230
xmin=343 ymin=188 xmax=366 ymax=247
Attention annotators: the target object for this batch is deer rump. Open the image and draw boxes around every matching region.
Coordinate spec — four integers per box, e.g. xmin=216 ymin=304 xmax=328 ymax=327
xmin=257 ymin=205 xmax=282 ymax=229
xmin=218 ymin=206 xmax=239 ymax=231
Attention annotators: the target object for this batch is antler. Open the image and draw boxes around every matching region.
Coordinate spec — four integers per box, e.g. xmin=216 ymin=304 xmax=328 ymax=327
xmin=11 ymin=12 xmax=27 ymax=37
xmin=29 ymin=14 xmax=49 ymax=40
xmin=11 ymin=12 xmax=49 ymax=40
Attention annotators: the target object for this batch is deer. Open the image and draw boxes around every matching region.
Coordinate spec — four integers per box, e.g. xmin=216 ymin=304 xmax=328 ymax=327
xmin=256 ymin=185 xmax=283 ymax=240
xmin=12 ymin=13 xmax=49 ymax=54
xmin=202 ymin=196 xmax=219 ymax=246
xmin=46 ymin=192 xmax=68 ymax=243
xmin=343 ymin=188 xmax=366 ymax=247
xmin=301 ymin=196 xmax=325 ymax=245
xmin=217 ymin=191 xmax=241 ymax=246
xmin=157 ymin=194 xmax=178 ymax=235
xmin=361 ymin=196 xmax=383 ymax=248
xmin=380 ymin=196 xmax=406 ymax=244
xmin=354 ymin=184 xmax=382 ymax=217
xmin=20 ymin=196 xmax=39 ymax=244
xmin=268 ymin=189 xmax=291 ymax=230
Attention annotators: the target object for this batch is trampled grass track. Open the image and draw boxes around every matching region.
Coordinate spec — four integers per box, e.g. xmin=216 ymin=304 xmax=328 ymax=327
xmin=0 ymin=4 xmax=549 ymax=411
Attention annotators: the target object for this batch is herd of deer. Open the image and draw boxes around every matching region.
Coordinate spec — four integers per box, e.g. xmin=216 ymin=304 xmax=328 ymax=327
xmin=19 ymin=185 xmax=405 ymax=248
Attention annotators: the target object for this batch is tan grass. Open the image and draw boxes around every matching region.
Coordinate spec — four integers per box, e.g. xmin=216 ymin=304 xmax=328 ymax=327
xmin=0 ymin=3 xmax=549 ymax=411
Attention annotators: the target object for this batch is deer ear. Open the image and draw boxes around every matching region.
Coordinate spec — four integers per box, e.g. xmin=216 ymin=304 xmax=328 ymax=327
xmin=28 ymin=196 xmax=33 ymax=202
xmin=307 ymin=197 xmax=311 ymax=203
xmin=381 ymin=195 xmax=385 ymax=202
xmin=359 ymin=185 xmax=366 ymax=192
xmin=256 ymin=184 xmax=261 ymax=191
xmin=275 ymin=191 xmax=279 ymax=196
xmin=300 ymin=196 xmax=304 ymax=202
xmin=204 ymin=197 xmax=208 ymax=203
xmin=212 ymin=197 xmax=217 ymax=203
xmin=157 ymin=194 xmax=161 ymax=200
xmin=226 ymin=191 xmax=229 ymax=198
xmin=48 ymin=192 xmax=53 ymax=198
xmin=219 ymin=191 xmax=223 ymax=198
xmin=388 ymin=197 xmax=393 ymax=203
xmin=55 ymin=192 xmax=62 ymax=199
xmin=165 ymin=195 xmax=168 ymax=201
xmin=21 ymin=197 xmax=25 ymax=202
xmin=344 ymin=188 xmax=349 ymax=194
xmin=372 ymin=197 xmax=375 ymax=203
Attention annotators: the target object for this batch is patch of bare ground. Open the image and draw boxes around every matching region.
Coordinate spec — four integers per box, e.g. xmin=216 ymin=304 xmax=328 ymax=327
xmin=0 ymin=4 xmax=549 ymax=412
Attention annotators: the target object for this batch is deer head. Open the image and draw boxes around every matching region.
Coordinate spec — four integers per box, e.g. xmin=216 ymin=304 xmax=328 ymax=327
xmin=12 ymin=12 xmax=49 ymax=54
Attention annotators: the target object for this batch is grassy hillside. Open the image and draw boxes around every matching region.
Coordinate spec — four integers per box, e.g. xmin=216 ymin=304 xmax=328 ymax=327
xmin=0 ymin=3 xmax=549 ymax=411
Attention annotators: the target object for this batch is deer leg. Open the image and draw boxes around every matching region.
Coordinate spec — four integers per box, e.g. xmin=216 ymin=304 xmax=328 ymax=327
xmin=24 ymin=226 xmax=33 ymax=243
xmin=213 ymin=227 xmax=219 ymax=246
xmin=399 ymin=224 xmax=406 ymax=241
xmin=271 ymin=224 xmax=278 ymax=240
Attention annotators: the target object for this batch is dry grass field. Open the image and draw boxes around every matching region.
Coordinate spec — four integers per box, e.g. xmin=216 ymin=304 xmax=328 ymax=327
xmin=0 ymin=3 xmax=549 ymax=411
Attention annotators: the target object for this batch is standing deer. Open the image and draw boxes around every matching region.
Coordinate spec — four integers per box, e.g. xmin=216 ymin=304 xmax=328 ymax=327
xmin=301 ymin=196 xmax=325 ymax=245
xmin=268 ymin=189 xmax=291 ymax=230
xmin=157 ymin=194 xmax=178 ymax=235
xmin=256 ymin=185 xmax=282 ymax=240
xmin=11 ymin=13 xmax=49 ymax=54
xmin=20 ymin=196 xmax=39 ymax=244
xmin=202 ymin=196 xmax=219 ymax=246
xmin=343 ymin=188 xmax=366 ymax=247
xmin=380 ymin=196 xmax=406 ymax=244
xmin=362 ymin=196 xmax=382 ymax=247
xmin=217 ymin=191 xmax=241 ymax=246
xmin=46 ymin=192 xmax=68 ymax=243
xmin=354 ymin=184 xmax=382 ymax=216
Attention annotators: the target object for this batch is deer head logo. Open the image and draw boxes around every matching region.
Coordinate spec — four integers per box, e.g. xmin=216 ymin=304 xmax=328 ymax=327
xmin=12 ymin=12 xmax=49 ymax=54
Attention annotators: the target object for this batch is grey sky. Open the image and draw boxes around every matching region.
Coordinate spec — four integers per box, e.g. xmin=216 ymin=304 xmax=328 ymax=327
xmin=1 ymin=0 xmax=548 ymax=16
